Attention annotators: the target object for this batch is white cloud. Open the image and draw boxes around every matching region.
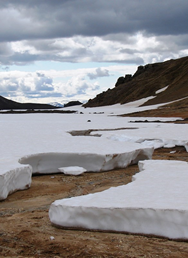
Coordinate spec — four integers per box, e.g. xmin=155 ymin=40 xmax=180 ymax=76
xmin=87 ymin=68 xmax=110 ymax=80
xmin=0 ymin=63 xmax=138 ymax=103
xmin=1 ymin=31 xmax=187 ymax=68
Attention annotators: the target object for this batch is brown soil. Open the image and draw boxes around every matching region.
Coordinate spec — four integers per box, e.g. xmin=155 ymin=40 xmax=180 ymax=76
xmin=121 ymin=103 xmax=188 ymax=119
xmin=1 ymin=117 xmax=188 ymax=257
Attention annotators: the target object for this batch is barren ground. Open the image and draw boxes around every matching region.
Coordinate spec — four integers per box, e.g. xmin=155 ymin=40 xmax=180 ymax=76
xmin=1 ymin=110 xmax=188 ymax=257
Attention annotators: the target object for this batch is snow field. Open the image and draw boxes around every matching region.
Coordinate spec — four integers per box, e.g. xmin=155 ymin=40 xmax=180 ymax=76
xmin=49 ymin=160 xmax=188 ymax=239
xmin=1 ymin=96 xmax=188 ymax=238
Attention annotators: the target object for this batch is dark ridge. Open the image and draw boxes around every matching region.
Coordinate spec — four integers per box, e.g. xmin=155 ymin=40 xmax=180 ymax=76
xmin=0 ymin=110 xmax=76 ymax=114
xmin=64 ymin=101 xmax=83 ymax=107
xmin=84 ymin=56 xmax=188 ymax=107
xmin=0 ymin=95 xmax=58 ymax=110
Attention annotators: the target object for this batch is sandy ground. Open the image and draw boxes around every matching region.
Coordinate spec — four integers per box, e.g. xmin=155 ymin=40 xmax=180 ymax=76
xmin=1 ymin=146 xmax=188 ymax=258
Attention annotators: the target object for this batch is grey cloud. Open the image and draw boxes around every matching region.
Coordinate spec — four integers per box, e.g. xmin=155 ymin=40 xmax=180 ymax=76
xmin=6 ymin=85 xmax=19 ymax=91
xmin=77 ymin=83 xmax=90 ymax=95
xmin=0 ymin=84 xmax=19 ymax=92
xmin=31 ymin=40 xmax=65 ymax=52
xmin=0 ymin=0 xmax=188 ymax=43
xmin=36 ymin=72 xmax=45 ymax=78
xmin=0 ymin=77 xmax=19 ymax=93
xmin=0 ymin=40 xmax=90 ymax=65
xmin=25 ymin=92 xmax=62 ymax=99
xmin=0 ymin=91 xmax=18 ymax=98
xmin=107 ymin=57 xmax=144 ymax=65
xmin=76 ymin=82 xmax=100 ymax=94
xmin=20 ymin=84 xmax=32 ymax=92
xmin=11 ymin=51 xmax=44 ymax=64
xmin=120 ymin=49 xmax=140 ymax=55
xmin=66 ymin=77 xmax=100 ymax=98
xmin=0 ymin=1 xmax=187 ymax=67
xmin=0 ymin=42 xmax=12 ymax=55
xmin=35 ymin=75 xmax=54 ymax=91
xmin=88 ymin=68 xmax=110 ymax=80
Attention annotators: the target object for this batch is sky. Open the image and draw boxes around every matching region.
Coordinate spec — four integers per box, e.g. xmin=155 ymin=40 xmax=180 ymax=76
xmin=0 ymin=0 xmax=188 ymax=104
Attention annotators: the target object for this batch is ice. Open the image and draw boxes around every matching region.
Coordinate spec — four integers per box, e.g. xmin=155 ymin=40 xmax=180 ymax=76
xmin=0 ymin=161 xmax=32 ymax=200
xmin=49 ymin=160 xmax=188 ymax=240
xmin=58 ymin=166 xmax=87 ymax=175
xmin=19 ymin=145 xmax=153 ymax=174
xmin=92 ymin=123 xmax=188 ymax=151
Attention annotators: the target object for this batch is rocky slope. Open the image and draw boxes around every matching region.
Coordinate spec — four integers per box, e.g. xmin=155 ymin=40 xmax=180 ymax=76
xmin=84 ymin=56 xmax=188 ymax=107
xmin=0 ymin=95 xmax=57 ymax=110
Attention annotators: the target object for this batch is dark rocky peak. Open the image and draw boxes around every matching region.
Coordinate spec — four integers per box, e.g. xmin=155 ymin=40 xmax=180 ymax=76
xmin=64 ymin=101 xmax=82 ymax=107
xmin=84 ymin=56 xmax=188 ymax=108
xmin=115 ymin=74 xmax=132 ymax=87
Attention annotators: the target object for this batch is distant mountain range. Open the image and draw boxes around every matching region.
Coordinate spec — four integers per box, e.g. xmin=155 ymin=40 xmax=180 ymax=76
xmin=50 ymin=102 xmax=64 ymax=108
xmin=0 ymin=95 xmax=57 ymax=110
xmin=50 ymin=101 xmax=82 ymax=108
xmin=84 ymin=56 xmax=188 ymax=107
xmin=0 ymin=96 xmax=83 ymax=111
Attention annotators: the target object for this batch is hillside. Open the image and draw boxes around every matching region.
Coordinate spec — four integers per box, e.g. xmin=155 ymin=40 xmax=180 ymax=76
xmin=0 ymin=95 xmax=56 ymax=110
xmin=84 ymin=56 xmax=188 ymax=107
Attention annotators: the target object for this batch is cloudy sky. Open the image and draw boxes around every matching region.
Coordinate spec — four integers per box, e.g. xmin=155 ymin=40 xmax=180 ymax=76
xmin=0 ymin=0 xmax=188 ymax=104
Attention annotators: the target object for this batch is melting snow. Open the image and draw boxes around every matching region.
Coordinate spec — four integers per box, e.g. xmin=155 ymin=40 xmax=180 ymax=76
xmin=58 ymin=166 xmax=87 ymax=175
xmin=0 ymin=161 xmax=32 ymax=200
xmin=1 ymin=97 xmax=188 ymax=240
xmin=155 ymin=85 xmax=169 ymax=94
xmin=49 ymin=160 xmax=188 ymax=240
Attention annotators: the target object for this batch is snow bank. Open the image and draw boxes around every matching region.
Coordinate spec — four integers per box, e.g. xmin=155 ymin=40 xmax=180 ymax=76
xmin=19 ymin=146 xmax=153 ymax=174
xmin=0 ymin=162 xmax=32 ymax=201
xmin=92 ymin=123 xmax=188 ymax=151
xmin=58 ymin=166 xmax=87 ymax=175
xmin=49 ymin=160 xmax=188 ymax=240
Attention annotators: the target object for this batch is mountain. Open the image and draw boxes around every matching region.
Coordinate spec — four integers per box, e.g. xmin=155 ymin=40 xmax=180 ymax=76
xmin=50 ymin=102 xmax=64 ymax=108
xmin=84 ymin=56 xmax=188 ymax=107
xmin=0 ymin=95 xmax=57 ymax=110
xmin=64 ymin=101 xmax=83 ymax=107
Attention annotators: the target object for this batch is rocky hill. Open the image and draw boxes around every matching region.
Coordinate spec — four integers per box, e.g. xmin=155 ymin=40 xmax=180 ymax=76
xmin=64 ymin=101 xmax=82 ymax=108
xmin=0 ymin=95 xmax=57 ymax=110
xmin=84 ymin=56 xmax=188 ymax=107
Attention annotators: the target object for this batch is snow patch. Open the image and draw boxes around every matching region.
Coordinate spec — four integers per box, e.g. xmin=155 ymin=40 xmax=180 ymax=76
xmin=92 ymin=123 xmax=188 ymax=151
xmin=0 ymin=162 xmax=32 ymax=201
xmin=49 ymin=160 xmax=188 ymax=240
xmin=155 ymin=86 xmax=169 ymax=94
xmin=58 ymin=166 xmax=87 ymax=175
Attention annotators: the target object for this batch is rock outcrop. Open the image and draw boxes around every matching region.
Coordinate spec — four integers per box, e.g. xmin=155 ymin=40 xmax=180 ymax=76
xmin=64 ymin=101 xmax=82 ymax=107
xmin=84 ymin=56 xmax=188 ymax=107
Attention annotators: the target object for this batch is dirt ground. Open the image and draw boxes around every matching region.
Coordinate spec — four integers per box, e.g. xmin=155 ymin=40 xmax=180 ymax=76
xmin=1 ymin=115 xmax=188 ymax=257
